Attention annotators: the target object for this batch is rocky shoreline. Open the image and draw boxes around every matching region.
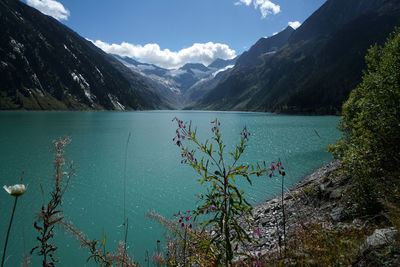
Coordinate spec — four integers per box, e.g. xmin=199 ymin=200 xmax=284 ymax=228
xmin=235 ymin=161 xmax=342 ymax=255
xmin=236 ymin=160 xmax=399 ymax=264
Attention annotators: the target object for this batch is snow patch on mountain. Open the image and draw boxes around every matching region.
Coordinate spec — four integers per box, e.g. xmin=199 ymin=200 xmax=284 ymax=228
xmin=63 ymin=44 xmax=77 ymax=60
xmin=212 ymin=65 xmax=234 ymax=77
xmin=71 ymin=72 xmax=96 ymax=103
xmin=191 ymin=68 xmax=211 ymax=79
xmin=108 ymin=94 xmax=125 ymax=110
xmin=137 ymin=64 xmax=156 ymax=71
xmin=167 ymin=69 xmax=187 ymax=77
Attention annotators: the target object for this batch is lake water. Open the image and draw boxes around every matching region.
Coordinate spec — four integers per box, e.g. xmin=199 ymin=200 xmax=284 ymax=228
xmin=0 ymin=111 xmax=340 ymax=266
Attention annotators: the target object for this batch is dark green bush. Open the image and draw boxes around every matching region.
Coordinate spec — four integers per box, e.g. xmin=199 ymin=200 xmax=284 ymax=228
xmin=329 ymin=27 xmax=400 ymax=215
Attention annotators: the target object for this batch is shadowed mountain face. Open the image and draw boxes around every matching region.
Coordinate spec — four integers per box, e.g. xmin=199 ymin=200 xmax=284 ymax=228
xmin=193 ymin=0 xmax=400 ymax=114
xmin=288 ymin=0 xmax=387 ymax=44
xmin=0 ymin=0 xmax=170 ymax=110
xmin=235 ymin=26 xmax=294 ymax=68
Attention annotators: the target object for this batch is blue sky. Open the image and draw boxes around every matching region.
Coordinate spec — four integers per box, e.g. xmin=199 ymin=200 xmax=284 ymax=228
xmin=24 ymin=0 xmax=326 ymax=68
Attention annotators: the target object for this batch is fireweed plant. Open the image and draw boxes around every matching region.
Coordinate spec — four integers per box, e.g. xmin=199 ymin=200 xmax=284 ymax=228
xmin=174 ymin=211 xmax=192 ymax=266
xmin=31 ymin=137 xmax=75 ymax=267
xmin=172 ymin=117 xmax=285 ymax=265
xmin=60 ymin=220 xmax=138 ymax=267
xmin=29 ymin=137 xmax=138 ymax=266
xmin=147 ymin=210 xmax=220 ymax=266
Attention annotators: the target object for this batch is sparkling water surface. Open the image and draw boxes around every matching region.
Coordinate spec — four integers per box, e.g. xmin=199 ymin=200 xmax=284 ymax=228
xmin=0 ymin=111 xmax=340 ymax=266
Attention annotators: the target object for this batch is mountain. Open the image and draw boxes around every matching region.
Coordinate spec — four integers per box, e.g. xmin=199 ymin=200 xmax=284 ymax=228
xmin=112 ymin=56 xmax=170 ymax=78
xmin=180 ymin=63 xmax=209 ymax=72
xmin=0 ymin=0 xmax=168 ymax=110
xmin=113 ymin=55 xmax=237 ymax=108
xmin=105 ymin=55 xmax=175 ymax=109
xmin=182 ymin=65 xmax=234 ymax=107
xmin=194 ymin=0 xmax=400 ymax=114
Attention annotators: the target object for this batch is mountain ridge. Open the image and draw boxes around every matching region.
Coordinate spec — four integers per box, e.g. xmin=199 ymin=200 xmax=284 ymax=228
xmin=2 ymin=0 xmax=399 ymax=113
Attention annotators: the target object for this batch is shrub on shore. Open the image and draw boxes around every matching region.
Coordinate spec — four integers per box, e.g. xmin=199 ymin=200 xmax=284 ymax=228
xmin=329 ymin=27 xmax=400 ymax=218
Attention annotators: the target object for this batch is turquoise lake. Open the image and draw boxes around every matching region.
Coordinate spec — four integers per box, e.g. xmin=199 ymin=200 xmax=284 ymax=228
xmin=0 ymin=111 xmax=340 ymax=266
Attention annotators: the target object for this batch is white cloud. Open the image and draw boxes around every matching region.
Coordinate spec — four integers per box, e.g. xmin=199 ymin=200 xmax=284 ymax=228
xmin=26 ymin=0 xmax=70 ymax=21
xmin=235 ymin=0 xmax=280 ymax=18
xmin=236 ymin=0 xmax=252 ymax=5
xmin=288 ymin=21 xmax=301 ymax=30
xmin=89 ymin=40 xmax=237 ymax=69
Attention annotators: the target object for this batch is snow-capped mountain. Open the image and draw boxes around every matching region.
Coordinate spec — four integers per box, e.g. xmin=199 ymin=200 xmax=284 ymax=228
xmin=113 ymin=55 xmax=237 ymax=108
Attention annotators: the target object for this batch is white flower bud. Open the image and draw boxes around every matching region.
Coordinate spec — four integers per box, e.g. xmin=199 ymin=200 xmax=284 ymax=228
xmin=3 ymin=184 xmax=27 ymax=196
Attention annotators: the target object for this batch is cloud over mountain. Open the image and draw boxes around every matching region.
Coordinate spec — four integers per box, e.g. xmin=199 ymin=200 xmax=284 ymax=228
xmin=89 ymin=40 xmax=237 ymax=69
xmin=235 ymin=0 xmax=280 ymax=18
xmin=26 ymin=0 xmax=70 ymax=21
xmin=288 ymin=21 xmax=301 ymax=29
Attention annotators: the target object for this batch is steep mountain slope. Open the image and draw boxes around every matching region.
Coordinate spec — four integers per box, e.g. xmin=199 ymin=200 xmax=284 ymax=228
xmin=0 ymin=0 xmax=167 ymax=110
xmin=106 ymin=55 xmax=176 ymax=109
xmin=196 ymin=0 xmax=400 ymax=114
xmin=235 ymin=26 xmax=294 ymax=67
xmin=288 ymin=0 xmax=386 ymax=44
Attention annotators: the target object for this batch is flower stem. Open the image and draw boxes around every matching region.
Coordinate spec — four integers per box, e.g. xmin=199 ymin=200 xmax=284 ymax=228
xmin=1 ymin=196 xmax=18 ymax=267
